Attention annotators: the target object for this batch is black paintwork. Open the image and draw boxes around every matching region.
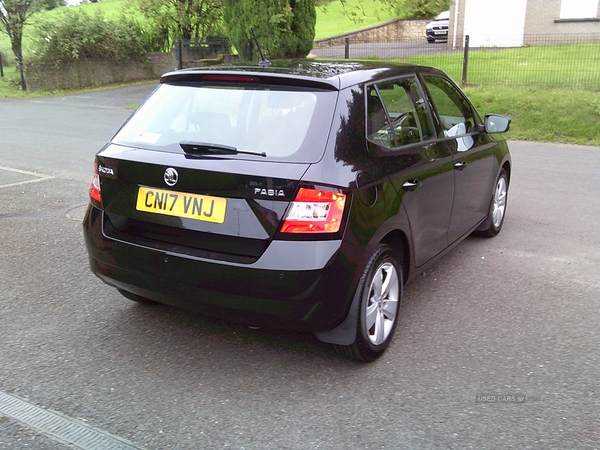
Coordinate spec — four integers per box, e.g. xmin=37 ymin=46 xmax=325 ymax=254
xmin=83 ymin=60 xmax=511 ymax=343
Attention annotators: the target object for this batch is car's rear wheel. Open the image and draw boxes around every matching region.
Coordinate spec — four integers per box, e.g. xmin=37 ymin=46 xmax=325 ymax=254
xmin=477 ymin=169 xmax=509 ymax=237
xmin=335 ymin=244 xmax=402 ymax=362
xmin=118 ymin=288 xmax=159 ymax=306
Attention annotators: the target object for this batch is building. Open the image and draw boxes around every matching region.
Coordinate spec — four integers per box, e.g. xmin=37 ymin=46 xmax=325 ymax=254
xmin=450 ymin=0 xmax=600 ymax=47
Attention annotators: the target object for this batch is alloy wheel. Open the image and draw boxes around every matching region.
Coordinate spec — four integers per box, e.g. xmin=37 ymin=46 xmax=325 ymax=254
xmin=365 ymin=262 xmax=400 ymax=345
xmin=492 ymin=176 xmax=508 ymax=228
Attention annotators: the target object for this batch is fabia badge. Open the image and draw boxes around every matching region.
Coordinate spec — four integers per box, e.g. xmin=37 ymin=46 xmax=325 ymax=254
xmin=164 ymin=168 xmax=179 ymax=187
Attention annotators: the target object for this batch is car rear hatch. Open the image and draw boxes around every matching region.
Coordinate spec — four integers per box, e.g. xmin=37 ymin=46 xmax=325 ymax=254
xmin=95 ymin=70 xmax=340 ymax=263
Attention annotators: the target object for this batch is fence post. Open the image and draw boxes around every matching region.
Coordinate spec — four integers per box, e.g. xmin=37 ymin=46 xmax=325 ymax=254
xmin=247 ymin=39 xmax=253 ymax=61
xmin=461 ymin=35 xmax=470 ymax=86
xmin=0 ymin=53 xmax=3 ymax=78
xmin=344 ymin=37 xmax=350 ymax=59
xmin=177 ymin=40 xmax=183 ymax=70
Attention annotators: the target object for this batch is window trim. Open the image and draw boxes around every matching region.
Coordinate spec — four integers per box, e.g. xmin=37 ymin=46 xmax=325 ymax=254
xmin=554 ymin=17 xmax=600 ymax=23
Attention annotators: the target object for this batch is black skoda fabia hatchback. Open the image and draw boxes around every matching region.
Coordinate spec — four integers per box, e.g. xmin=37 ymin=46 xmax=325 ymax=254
xmin=84 ymin=61 xmax=511 ymax=362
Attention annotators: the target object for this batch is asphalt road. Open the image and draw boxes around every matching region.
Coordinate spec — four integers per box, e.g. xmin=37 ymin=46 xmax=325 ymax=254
xmin=1 ymin=86 xmax=599 ymax=450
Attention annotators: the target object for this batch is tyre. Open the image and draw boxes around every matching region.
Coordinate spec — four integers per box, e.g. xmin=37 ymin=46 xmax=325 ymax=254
xmin=118 ymin=288 xmax=159 ymax=306
xmin=335 ymin=244 xmax=402 ymax=362
xmin=427 ymin=37 xmax=435 ymax=43
xmin=477 ymin=169 xmax=509 ymax=237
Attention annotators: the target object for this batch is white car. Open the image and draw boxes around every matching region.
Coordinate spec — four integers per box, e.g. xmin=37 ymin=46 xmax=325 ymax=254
xmin=426 ymin=10 xmax=450 ymax=43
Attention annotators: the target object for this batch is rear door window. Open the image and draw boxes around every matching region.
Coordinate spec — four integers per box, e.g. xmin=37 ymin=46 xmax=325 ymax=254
xmin=366 ymin=76 xmax=434 ymax=149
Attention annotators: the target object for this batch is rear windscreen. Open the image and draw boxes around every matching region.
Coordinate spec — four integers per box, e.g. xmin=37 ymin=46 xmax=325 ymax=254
xmin=112 ymin=83 xmax=338 ymax=163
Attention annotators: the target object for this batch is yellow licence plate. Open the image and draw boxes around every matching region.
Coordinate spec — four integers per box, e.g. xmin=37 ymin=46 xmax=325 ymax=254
xmin=135 ymin=187 xmax=227 ymax=223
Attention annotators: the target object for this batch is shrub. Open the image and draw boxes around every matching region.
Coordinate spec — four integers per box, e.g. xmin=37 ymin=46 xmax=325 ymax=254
xmin=128 ymin=18 xmax=173 ymax=53
xmin=31 ymin=10 xmax=147 ymax=68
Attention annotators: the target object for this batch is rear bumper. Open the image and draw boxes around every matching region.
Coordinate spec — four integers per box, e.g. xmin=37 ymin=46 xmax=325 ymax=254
xmin=83 ymin=204 xmax=359 ymax=332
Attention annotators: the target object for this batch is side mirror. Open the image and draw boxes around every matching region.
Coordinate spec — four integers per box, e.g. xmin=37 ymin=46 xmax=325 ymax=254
xmin=484 ymin=114 xmax=511 ymax=133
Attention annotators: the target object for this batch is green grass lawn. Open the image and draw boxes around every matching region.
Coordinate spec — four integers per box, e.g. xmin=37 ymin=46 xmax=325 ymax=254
xmin=466 ymin=86 xmax=600 ymax=145
xmin=400 ymin=43 xmax=600 ymax=88
xmin=315 ymin=1 xmax=399 ymax=39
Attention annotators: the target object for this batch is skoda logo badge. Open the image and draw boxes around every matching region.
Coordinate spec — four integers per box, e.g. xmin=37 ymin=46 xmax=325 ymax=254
xmin=164 ymin=168 xmax=178 ymax=187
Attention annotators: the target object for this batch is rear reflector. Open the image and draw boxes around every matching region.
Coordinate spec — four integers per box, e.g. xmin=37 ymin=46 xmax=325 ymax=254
xmin=90 ymin=161 xmax=102 ymax=203
xmin=281 ymin=188 xmax=346 ymax=233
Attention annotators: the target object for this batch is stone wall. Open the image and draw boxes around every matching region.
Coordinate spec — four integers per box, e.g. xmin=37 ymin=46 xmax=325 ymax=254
xmin=150 ymin=53 xmax=179 ymax=77
xmin=25 ymin=53 xmax=176 ymax=92
xmin=315 ymin=19 xmax=429 ymax=47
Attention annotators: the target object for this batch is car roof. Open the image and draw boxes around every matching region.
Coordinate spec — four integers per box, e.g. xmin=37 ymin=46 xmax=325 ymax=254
xmin=160 ymin=60 xmax=445 ymax=91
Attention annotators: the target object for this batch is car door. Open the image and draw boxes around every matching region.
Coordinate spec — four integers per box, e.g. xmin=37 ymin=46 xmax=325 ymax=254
xmin=421 ymin=75 xmax=499 ymax=243
xmin=366 ymin=76 xmax=455 ymax=268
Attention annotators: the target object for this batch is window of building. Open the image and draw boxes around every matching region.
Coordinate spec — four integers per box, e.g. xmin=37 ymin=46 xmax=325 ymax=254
xmin=560 ymin=0 xmax=598 ymax=19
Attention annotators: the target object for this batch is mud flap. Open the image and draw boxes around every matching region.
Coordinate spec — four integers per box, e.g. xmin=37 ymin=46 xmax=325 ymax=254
xmin=313 ymin=285 xmax=360 ymax=345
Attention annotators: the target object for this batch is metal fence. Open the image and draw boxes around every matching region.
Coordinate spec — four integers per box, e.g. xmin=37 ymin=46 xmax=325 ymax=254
xmin=312 ymin=34 xmax=600 ymax=88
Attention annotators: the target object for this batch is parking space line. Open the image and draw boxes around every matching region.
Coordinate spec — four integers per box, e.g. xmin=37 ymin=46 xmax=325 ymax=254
xmin=0 ymin=165 xmax=54 ymax=189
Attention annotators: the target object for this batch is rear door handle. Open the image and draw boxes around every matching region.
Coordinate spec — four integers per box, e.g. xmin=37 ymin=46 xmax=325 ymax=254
xmin=454 ymin=160 xmax=468 ymax=171
xmin=402 ymin=179 xmax=422 ymax=191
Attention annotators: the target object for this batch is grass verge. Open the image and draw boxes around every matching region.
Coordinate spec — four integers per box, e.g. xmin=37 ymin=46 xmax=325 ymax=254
xmin=315 ymin=1 xmax=399 ymax=39
xmin=465 ymin=86 xmax=600 ymax=146
xmin=400 ymin=43 xmax=600 ymax=88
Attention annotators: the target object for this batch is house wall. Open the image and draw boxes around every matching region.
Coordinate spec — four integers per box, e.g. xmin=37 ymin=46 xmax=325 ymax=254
xmin=524 ymin=0 xmax=600 ymax=36
xmin=450 ymin=0 xmax=600 ymax=47
xmin=463 ymin=0 xmax=527 ymax=47
xmin=448 ymin=1 xmax=464 ymax=48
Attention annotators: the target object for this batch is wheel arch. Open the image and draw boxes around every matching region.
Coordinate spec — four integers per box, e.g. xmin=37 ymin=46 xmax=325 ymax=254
xmin=502 ymin=160 xmax=511 ymax=185
xmin=379 ymin=229 xmax=410 ymax=285
xmin=315 ymin=227 xmax=410 ymax=347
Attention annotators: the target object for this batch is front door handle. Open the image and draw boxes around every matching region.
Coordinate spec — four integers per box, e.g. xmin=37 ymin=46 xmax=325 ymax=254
xmin=402 ymin=179 xmax=422 ymax=191
xmin=454 ymin=160 xmax=468 ymax=171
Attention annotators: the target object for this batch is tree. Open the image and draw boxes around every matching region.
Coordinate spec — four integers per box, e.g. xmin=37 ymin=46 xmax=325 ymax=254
xmin=135 ymin=0 xmax=225 ymax=44
xmin=224 ymin=0 xmax=316 ymax=61
xmin=0 ymin=0 xmax=37 ymax=90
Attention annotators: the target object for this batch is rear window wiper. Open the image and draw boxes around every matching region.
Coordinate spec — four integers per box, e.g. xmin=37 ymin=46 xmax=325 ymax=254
xmin=180 ymin=141 xmax=266 ymax=157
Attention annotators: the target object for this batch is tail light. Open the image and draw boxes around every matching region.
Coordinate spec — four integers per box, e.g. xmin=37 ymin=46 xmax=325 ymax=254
xmin=281 ymin=187 xmax=346 ymax=234
xmin=89 ymin=161 xmax=102 ymax=204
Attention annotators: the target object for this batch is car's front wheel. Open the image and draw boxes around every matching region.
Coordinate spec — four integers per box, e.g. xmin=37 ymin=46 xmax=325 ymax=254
xmin=336 ymin=244 xmax=402 ymax=362
xmin=477 ymin=169 xmax=509 ymax=237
